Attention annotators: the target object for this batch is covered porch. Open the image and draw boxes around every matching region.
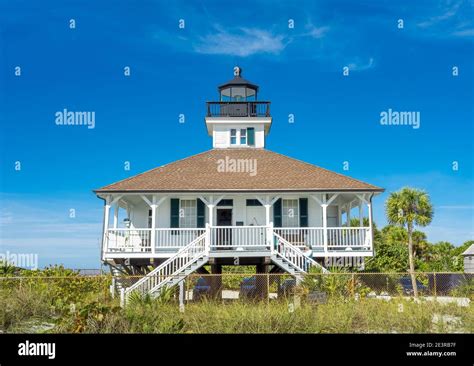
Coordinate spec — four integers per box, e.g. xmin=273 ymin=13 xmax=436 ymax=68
xmin=99 ymin=192 xmax=375 ymax=259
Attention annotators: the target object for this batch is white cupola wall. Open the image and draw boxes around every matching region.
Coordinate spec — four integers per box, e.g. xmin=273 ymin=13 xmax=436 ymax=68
xmin=205 ymin=66 xmax=272 ymax=149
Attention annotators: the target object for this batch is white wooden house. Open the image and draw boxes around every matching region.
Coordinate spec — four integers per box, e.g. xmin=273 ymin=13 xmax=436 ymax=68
xmin=462 ymin=244 xmax=474 ymax=273
xmin=94 ymin=67 xmax=384 ymax=302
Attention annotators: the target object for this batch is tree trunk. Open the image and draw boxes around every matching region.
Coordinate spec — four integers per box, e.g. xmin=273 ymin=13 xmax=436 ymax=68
xmin=407 ymin=225 xmax=418 ymax=297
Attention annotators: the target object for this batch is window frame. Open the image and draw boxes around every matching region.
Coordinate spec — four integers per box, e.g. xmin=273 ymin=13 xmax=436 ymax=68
xmin=282 ymin=199 xmax=299 ymax=227
xmin=240 ymin=128 xmax=247 ymax=145
xmin=230 ymin=129 xmax=237 ymax=145
xmin=179 ymin=199 xmax=197 ymax=228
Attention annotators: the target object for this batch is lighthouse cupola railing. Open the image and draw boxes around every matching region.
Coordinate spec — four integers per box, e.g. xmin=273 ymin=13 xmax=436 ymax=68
xmin=206 ymin=66 xmax=270 ymax=117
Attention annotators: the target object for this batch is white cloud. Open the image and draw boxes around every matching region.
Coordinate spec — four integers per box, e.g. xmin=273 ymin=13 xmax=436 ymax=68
xmin=304 ymin=24 xmax=330 ymax=39
xmin=417 ymin=1 xmax=461 ymax=28
xmin=347 ymin=57 xmax=375 ymax=71
xmin=451 ymin=28 xmax=474 ymax=37
xmin=194 ymin=27 xmax=287 ymax=57
xmin=415 ymin=0 xmax=473 ymax=39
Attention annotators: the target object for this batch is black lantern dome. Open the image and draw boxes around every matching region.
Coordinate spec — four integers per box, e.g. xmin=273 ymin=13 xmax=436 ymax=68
xmin=218 ymin=67 xmax=259 ymax=102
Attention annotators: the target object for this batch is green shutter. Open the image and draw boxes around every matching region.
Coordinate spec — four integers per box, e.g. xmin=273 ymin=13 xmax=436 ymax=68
xmin=197 ymin=199 xmax=205 ymax=228
xmin=170 ymin=198 xmax=179 ymax=228
xmin=247 ymin=127 xmax=255 ymax=146
xmin=299 ymin=198 xmax=308 ymax=227
xmin=273 ymin=199 xmax=282 ymax=227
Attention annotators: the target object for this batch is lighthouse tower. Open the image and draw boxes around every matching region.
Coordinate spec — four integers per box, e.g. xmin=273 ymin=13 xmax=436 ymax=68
xmin=205 ymin=66 xmax=272 ymax=148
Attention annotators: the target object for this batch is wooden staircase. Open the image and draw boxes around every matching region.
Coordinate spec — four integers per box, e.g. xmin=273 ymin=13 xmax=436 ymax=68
xmin=120 ymin=233 xmax=207 ymax=306
xmin=271 ymin=232 xmax=328 ymax=280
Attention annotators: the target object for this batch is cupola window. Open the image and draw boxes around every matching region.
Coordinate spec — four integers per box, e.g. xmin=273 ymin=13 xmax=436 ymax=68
xmin=230 ymin=129 xmax=237 ymax=145
xmin=240 ymin=129 xmax=247 ymax=145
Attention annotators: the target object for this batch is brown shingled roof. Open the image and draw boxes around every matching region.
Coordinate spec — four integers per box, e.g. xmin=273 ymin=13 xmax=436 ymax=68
xmin=94 ymin=149 xmax=383 ymax=193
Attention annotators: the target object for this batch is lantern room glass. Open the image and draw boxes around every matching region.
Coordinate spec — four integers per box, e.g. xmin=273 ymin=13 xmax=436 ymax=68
xmin=220 ymin=86 xmax=257 ymax=102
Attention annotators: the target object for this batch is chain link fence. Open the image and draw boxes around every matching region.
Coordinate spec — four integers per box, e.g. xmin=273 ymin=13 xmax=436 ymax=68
xmin=178 ymin=272 xmax=474 ymax=303
xmin=1 ymin=272 xmax=472 ymax=306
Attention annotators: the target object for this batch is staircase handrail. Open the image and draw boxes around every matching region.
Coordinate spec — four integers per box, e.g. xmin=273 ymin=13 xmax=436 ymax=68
xmin=124 ymin=232 xmax=207 ymax=297
xmin=274 ymin=232 xmax=328 ymax=273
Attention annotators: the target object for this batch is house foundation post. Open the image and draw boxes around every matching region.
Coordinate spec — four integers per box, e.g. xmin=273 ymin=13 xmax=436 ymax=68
xmin=256 ymin=263 xmax=269 ymax=300
xmin=210 ymin=264 xmax=222 ymax=300
xmin=179 ymin=281 xmax=185 ymax=312
xmin=120 ymin=288 xmax=125 ymax=307
xmin=110 ymin=277 xmax=115 ymax=298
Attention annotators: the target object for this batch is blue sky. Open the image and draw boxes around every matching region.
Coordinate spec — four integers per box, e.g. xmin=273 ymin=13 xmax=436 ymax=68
xmin=0 ymin=0 xmax=473 ymax=268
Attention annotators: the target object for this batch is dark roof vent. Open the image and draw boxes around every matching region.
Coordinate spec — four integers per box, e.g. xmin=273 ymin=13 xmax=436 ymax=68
xmin=218 ymin=66 xmax=259 ymax=92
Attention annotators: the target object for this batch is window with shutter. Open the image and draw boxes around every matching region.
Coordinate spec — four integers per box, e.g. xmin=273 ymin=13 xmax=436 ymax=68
xmin=299 ymin=198 xmax=308 ymax=227
xmin=273 ymin=199 xmax=282 ymax=227
xmin=170 ymin=199 xmax=180 ymax=228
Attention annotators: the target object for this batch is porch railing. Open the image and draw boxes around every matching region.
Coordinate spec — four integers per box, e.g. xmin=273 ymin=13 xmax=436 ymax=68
xmin=210 ymin=225 xmax=268 ymax=250
xmin=274 ymin=228 xmax=324 ymax=249
xmin=106 ymin=229 xmax=152 ymax=252
xmin=206 ymin=101 xmax=271 ymax=117
xmin=104 ymin=226 xmax=372 ymax=254
xmin=155 ymin=228 xmax=206 ymax=248
xmin=327 ymin=227 xmax=371 ymax=249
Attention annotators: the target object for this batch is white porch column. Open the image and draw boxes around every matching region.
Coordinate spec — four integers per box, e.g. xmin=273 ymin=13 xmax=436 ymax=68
xmin=358 ymin=202 xmax=363 ymax=226
xmin=264 ymin=202 xmax=272 ymax=251
xmin=255 ymin=195 xmax=279 ymax=226
xmin=264 ymin=204 xmax=271 ymax=225
xmin=150 ymin=197 xmax=157 ymax=255
xmin=113 ymin=202 xmax=119 ymax=229
xmin=140 ymin=195 xmax=166 ymax=254
xmin=208 ymin=204 xmax=215 ymax=226
xmin=199 ymin=195 xmax=223 ymax=252
xmin=205 ymin=223 xmax=210 ymax=252
xmin=367 ymin=197 xmax=373 ymax=249
xmin=346 ymin=202 xmax=351 ymax=226
xmin=322 ymin=203 xmax=328 ymax=253
xmin=268 ymin=221 xmax=274 ymax=253
xmin=102 ymin=196 xmax=111 ymax=259
xmin=311 ymin=193 xmax=338 ymax=253
xmin=255 ymin=195 xmax=279 ymax=252
xmin=199 ymin=195 xmax=224 ymax=227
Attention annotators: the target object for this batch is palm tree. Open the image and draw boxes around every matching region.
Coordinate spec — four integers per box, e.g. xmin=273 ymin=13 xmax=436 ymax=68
xmin=385 ymin=187 xmax=433 ymax=297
